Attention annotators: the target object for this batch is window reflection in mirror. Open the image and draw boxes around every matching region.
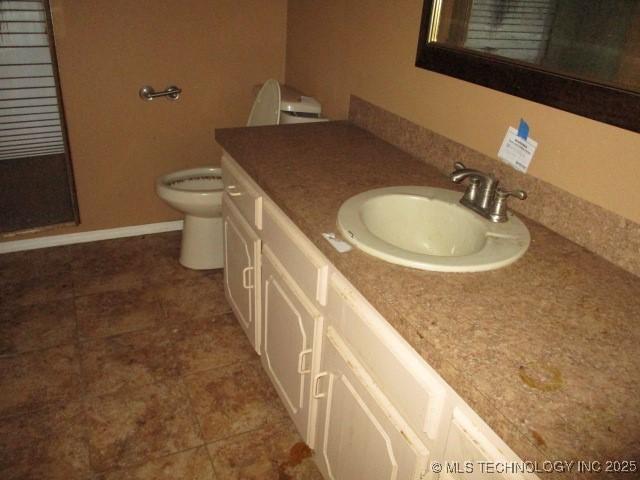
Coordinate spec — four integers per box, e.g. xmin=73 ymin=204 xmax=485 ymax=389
xmin=432 ymin=0 xmax=640 ymax=91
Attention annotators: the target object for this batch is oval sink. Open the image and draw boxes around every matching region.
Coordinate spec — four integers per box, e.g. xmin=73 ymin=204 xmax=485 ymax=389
xmin=337 ymin=186 xmax=530 ymax=272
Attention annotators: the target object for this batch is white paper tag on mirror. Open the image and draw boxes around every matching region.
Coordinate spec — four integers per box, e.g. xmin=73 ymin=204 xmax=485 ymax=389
xmin=498 ymin=126 xmax=538 ymax=173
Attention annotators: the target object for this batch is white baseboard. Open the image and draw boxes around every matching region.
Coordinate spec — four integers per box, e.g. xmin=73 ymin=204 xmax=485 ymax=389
xmin=0 ymin=220 xmax=184 ymax=254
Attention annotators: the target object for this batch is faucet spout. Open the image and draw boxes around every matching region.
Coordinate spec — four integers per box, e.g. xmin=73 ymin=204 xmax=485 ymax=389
xmin=450 ymin=168 xmax=487 ymax=183
xmin=449 ymin=162 xmax=488 ymax=183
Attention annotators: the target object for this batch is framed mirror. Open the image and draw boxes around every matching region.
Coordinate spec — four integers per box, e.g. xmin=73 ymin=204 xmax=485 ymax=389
xmin=415 ymin=0 xmax=640 ymax=133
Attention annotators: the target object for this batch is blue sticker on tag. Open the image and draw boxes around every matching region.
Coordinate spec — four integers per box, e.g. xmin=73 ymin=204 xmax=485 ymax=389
xmin=517 ymin=119 xmax=529 ymax=140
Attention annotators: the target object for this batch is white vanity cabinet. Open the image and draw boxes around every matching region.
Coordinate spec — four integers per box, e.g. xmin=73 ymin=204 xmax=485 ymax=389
xmin=261 ymin=245 xmax=324 ymax=444
xmin=221 ymin=151 xmax=538 ymax=480
xmin=222 ymin=197 xmax=261 ymax=351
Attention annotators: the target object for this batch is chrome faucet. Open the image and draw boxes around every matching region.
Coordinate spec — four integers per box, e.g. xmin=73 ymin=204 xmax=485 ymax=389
xmin=450 ymin=162 xmax=526 ymax=223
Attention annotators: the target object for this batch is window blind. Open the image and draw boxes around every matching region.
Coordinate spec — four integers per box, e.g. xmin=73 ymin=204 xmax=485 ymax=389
xmin=0 ymin=0 xmax=65 ymax=161
xmin=464 ymin=0 xmax=557 ymax=63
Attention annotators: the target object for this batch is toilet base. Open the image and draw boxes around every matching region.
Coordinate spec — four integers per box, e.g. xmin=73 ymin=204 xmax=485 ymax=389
xmin=179 ymin=215 xmax=223 ymax=270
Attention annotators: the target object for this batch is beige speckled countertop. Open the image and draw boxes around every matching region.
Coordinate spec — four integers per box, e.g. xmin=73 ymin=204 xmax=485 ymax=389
xmin=216 ymin=122 xmax=640 ymax=476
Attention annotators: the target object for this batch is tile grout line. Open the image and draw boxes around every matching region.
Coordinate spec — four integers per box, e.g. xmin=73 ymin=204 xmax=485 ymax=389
xmin=204 ymin=417 xmax=295 ymax=448
xmin=169 ymin=307 xmax=267 ymax=478
xmin=178 ymin=374 xmax=220 ymax=479
xmin=160 ymin=288 xmax=220 ymax=479
xmin=0 ymin=335 xmax=77 ymax=360
xmin=89 ymin=444 xmax=214 ymax=477
xmin=82 ymin=376 xmax=211 ymax=473
xmin=76 ymin=319 xmax=240 ymax=403
xmin=71 ymin=262 xmax=96 ymax=478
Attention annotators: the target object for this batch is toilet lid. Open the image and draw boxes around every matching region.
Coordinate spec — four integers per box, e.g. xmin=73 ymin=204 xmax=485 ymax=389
xmin=247 ymin=79 xmax=281 ymax=127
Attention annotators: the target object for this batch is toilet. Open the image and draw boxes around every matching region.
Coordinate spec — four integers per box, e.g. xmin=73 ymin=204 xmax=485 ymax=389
xmin=155 ymin=167 xmax=223 ymax=269
xmin=157 ymin=80 xmax=326 ymax=269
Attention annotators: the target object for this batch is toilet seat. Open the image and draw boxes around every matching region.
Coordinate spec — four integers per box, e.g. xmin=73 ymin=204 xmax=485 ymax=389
xmin=166 ymin=171 xmax=223 ymax=192
xmin=247 ymin=79 xmax=281 ymax=126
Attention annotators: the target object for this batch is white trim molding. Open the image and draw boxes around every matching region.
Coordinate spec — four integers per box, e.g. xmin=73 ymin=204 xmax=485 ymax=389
xmin=0 ymin=221 xmax=183 ymax=254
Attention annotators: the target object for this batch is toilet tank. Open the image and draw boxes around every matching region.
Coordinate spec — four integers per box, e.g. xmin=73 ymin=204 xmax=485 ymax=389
xmin=252 ymin=83 xmax=328 ymax=124
xmin=279 ymin=84 xmax=328 ymax=124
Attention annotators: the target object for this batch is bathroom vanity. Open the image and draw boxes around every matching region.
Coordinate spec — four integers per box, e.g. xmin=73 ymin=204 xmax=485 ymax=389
xmin=216 ymin=122 xmax=640 ymax=479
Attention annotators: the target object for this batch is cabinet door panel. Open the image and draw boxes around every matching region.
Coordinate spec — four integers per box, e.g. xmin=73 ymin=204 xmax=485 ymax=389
xmin=442 ymin=408 xmax=528 ymax=480
xmin=316 ymin=327 xmax=430 ymax=480
xmin=262 ymin=246 xmax=321 ymax=441
xmin=223 ymin=196 xmax=260 ymax=351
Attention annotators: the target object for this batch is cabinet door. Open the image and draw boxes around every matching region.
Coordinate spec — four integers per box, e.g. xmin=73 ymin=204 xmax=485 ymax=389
xmin=261 ymin=245 xmax=322 ymax=445
xmin=440 ymin=407 xmax=531 ymax=480
xmin=314 ymin=327 xmax=430 ymax=480
xmin=223 ymin=196 xmax=260 ymax=352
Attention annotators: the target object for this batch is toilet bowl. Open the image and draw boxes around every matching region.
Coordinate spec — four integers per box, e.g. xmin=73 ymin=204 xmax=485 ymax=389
xmin=156 ymin=167 xmax=223 ymax=269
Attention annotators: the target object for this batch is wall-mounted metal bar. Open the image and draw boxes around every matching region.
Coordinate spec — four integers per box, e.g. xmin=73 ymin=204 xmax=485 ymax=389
xmin=138 ymin=85 xmax=181 ymax=101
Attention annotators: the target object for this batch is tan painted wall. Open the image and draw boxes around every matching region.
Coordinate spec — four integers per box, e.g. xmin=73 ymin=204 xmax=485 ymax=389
xmin=4 ymin=0 xmax=287 ymax=240
xmin=286 ymin=0 xmax=640 ymax=224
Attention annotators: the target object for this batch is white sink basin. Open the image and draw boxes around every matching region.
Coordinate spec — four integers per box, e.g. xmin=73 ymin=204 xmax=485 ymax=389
xmin=337 ymin=186 xmax=530 ymax=272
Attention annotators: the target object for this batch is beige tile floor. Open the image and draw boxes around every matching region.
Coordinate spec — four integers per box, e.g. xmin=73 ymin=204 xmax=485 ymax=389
xmin=0 ymin=232 xmax=323 ymax=480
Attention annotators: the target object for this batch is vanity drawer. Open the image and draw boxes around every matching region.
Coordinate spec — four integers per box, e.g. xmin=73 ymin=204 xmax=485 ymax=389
xmin=221 ymin=152 xmax=263 ymax=229
xmin=261 ymin=198 xmax=329 ymax=306
xmin=326 ymin=272 xmax=448 ymax=443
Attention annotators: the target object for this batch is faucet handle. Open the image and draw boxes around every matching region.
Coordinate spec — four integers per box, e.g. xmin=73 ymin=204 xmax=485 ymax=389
xmin=490 ymin=187 xmax=527 ymax=222
xmin=496 ymin=188 xmax=527 ymax=201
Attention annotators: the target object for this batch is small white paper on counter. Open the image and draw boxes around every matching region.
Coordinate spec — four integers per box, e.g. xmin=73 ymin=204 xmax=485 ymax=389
xmin=497 ymin=126 xmax=538 ymax=173
xmin=322 ymin=233 xmax=352 ymax=253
